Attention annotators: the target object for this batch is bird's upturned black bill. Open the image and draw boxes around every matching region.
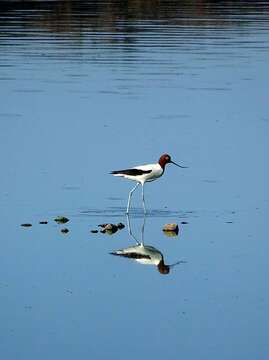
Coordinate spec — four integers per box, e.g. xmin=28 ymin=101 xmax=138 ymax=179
xmin=171 ymin=161 xmax=188 ymax=168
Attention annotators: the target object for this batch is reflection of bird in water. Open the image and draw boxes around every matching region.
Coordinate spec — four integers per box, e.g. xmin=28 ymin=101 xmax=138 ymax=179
xmin=110 ymin=153 xmax=187 ymax=214
xmin=110 ymin=215 xmax=185 ymax=275
xmin=110 ymin=243 xmax=171 ymax=274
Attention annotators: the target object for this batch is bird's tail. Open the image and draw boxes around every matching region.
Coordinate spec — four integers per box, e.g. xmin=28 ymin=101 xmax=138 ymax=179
xmin=110 ymin=170 xmax=125 ymax=176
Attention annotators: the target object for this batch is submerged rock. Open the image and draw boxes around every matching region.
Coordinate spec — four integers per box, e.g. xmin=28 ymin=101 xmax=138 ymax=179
xmin=21 ymin=223 xmax=32 ymax=227
xmin=163 ymin=223 xmax=179 ymax=231
xmin=90 ymin=230 xmax=98 ymax=234
xmin=61 ymin=228 xmax=69 ymax=234
xmin=100 ymin=223 xmax=118 ymax=235
xmin=181 ymin=221 xmax=188 ymax=225
xmin=104 ymin=223 xmax=117 ymax=230
xmin=117 ymin=222 xmax=125 ymax=229
xmin=54 ymin=216 xmax=69 ymax=224
xmin=99 ymin=222 xmax=125 ymax=231
xmin=39 ymin=221 xmax=48 ymax=224
xmin=162 ymin=223 xmax=179 ymax=236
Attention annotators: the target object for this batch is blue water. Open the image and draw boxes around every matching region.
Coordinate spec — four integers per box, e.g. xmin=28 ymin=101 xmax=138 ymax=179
xmin=0 ymin=1 xmax=269 ymax=359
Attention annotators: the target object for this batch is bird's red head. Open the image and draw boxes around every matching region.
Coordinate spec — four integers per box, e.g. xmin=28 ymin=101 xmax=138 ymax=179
xmin=158 ymin=154 xmax=188 ymax=169
xmin=158 ymin=154 xmax=171 ymax=168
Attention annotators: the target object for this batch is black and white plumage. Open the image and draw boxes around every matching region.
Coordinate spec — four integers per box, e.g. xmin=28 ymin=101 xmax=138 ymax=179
xmin=110 ymin=153 xmax=187 ymax=214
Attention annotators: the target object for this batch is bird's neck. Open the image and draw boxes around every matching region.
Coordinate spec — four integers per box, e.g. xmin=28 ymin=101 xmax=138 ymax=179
xmin=158 ymin=158 xmax=167 ymax=169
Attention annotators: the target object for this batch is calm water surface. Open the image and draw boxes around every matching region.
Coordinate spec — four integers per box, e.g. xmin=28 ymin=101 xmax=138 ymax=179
xmin=0 ymin=1 xmax=269 ymax=359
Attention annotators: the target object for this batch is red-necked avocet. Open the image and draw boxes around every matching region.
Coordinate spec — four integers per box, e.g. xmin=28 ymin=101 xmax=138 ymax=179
xmin=110 ymin=153 xmax=187 ymax=214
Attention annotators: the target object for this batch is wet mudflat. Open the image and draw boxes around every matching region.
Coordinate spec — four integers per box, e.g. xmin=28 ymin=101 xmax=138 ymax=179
xmin=0 ymin=1 xmax=269 ymax=359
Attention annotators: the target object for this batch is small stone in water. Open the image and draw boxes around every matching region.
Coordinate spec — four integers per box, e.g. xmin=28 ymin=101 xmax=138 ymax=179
xmin=162 ymin=223 xmax=179 ymax=235
xmin=54 ymin=216 xmax=69 ymax=224
xmin=61 ymin=228 xmax=69 ymax=233
xmin=163 ymin=223 xmax=179 ymax=231
xmin=21 ymin=223 xmax=32 ymax=227
xmin=117 ymin=222 xmax=125 ymax=229
xmin=39 ymin=221 xmax=48 ymax=224
xmin=90 ymin=230 xmax=98 ymax=233
xmin=181 ymin=221 xmax=188 ymax=225
xmin=106 ymin=224 xmax=118 ymax=231
xmin=101 ymin=224 xmax=118 ymax=234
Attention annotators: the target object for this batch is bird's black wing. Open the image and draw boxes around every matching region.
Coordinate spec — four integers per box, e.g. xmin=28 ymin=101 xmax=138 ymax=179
xmin=110 ymin=168 xmax=152 ymax=176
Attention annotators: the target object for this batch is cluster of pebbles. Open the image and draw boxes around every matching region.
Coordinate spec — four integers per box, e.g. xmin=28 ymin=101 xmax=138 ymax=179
xmin=20 ymin=216 xmax=126 ymax=235
xmin=21 ymin=217 xmax=187 ymax=236
xmin=21 ymin=216 xmax=70 ymax=233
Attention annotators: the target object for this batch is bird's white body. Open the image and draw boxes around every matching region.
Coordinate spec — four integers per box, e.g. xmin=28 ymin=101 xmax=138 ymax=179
xmin=111 ymin=163 xmax=164 ymax=184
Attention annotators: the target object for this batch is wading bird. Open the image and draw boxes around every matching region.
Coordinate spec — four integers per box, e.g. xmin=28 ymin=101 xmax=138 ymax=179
xmin=110 ymin=153 xmax=187 ymax=214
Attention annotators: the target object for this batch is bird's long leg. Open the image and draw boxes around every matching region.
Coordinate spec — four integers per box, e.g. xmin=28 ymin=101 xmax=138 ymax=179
xmin=141 ymin=182 xmax=146 ymax=214
xmin=126 ymin=182 xmax=139 ymax=214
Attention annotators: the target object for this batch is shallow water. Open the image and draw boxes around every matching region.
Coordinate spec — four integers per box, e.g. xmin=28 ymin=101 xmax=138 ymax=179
xmin=0 ymin=1 xmax=269 ymax=359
